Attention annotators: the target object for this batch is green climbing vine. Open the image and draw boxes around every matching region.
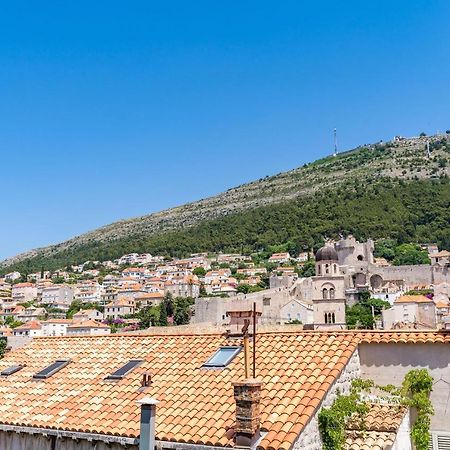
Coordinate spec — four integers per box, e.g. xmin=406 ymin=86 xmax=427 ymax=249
xmin=0 ymin=337 xmax=6 ymax=359
xmin=318 ymin=369 xmax=433 ymax=450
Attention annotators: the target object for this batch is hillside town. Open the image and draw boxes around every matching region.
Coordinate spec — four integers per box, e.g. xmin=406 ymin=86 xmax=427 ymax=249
xmin=1 ymin=236 xmax=449 ymax=344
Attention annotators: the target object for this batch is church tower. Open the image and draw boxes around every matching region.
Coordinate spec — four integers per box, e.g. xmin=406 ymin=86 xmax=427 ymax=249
xmin=312 ymin=245 xmax=347 ymax=329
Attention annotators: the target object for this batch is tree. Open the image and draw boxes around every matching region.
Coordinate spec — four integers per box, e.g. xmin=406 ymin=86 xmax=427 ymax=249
xmin=393 ymin=244 xmax=430 ymax=266
xmin=346 ymin=304 xmax=374 ymax=329
xmin=173 ymin=297 xmax=195 ymax=325
xmin=374 ymin=239 xmax=396 ymax=261
xmin=0 ymin=337 xmax=6 ymax=358
xmin=346 ymin=295 xmax=390 ymax=329
xmin=158 ymin=302 xmax=168 ymax=326
xmin=4 ymin=316 xmax=23 ymax=329
xmin=420 ymin=132 xmax=427 ymax=137
xmin=192 ymin=267 xmax=206 ymax=277
xmin=136 ymin=306 xmax=159 ymax=328
xmin=162 ymin=293 xmax=174 ymax=317
xmin=298 ymin=260 xmax=315 ymax=277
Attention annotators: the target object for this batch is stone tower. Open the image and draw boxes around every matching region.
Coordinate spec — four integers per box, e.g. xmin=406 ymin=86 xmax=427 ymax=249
xmin=312 ymin=245 xmax=347 ymax=330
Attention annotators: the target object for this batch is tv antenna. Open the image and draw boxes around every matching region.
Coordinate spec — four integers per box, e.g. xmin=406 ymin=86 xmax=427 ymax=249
xmin=333 ymin=128 xmax=338 ymax=157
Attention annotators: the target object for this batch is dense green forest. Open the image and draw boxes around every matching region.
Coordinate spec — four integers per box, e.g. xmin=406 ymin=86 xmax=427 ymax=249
xmin=4 ymin=176 xmax=449 ymax=274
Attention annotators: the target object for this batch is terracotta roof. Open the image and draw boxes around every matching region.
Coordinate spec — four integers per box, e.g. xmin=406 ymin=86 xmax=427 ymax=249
xmin=12 ymin=282 xmax=35 ymax=288
xmin=68 ymin=320 xmax=109 ymax=329
xmin=435 ymin=301 xmax=450 ymax=308
xmin=0 ymin=332 xmax=359 ymax=450
xmin=432 ymin=250 xmax=450 ymax=257
xmin=345 ymin=403 xmax=407 ymax=450
xmin=357 ymin=330 xmax=450 ymax=344
xmin=345 ymin=430 xmax=396 ymax=450
xmin=135 ymin=292 xmax=164 ymax=298
xmin=41 ymin=319 xmax=73 ymax=324
xmin=13 ymin=320 xmax=42 ymax=331
xmin=73 ymin=309 xmax=99 ymax=316
xmin=394 ymin=294 xmax=433 ymax=304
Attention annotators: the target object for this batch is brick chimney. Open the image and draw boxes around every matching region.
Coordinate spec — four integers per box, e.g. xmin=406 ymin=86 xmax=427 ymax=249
xmin=233 ymin=379 xmax=263 ymax=448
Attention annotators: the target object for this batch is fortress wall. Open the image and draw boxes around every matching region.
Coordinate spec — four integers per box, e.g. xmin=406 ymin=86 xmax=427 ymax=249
xmin=371 ymin=264 xmax=433 ymax=286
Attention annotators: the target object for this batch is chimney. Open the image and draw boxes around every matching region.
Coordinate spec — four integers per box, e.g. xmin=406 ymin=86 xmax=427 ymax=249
xmin=136 ymin=397 xmax=159 ymax=450
xmin=233 ymin=379 xmax=263 ymax=448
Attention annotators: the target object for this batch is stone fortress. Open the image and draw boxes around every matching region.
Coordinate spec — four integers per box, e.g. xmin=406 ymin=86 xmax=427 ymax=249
xmin=194 ymin=235 xmax=450 ymax=330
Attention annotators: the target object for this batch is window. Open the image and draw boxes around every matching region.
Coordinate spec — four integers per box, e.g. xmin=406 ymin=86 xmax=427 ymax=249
xmin=263 ymin=298 xmax=271 ymax=306
xmin=33 ymin=360 xmax=71 ymax=379
xmin=324 ymin=312 xmax=336 ymax=324
xmin=202 ymin=346 xmax=241 ymax=368
xmin=105 ymin=360 xmax=143 ymax=380
xmin=1 ymin=365 xmax=24 ymax=376
xmin=329 ymin=288 xmax=335 ymax=299
xmin=357 ymin=255 xmax=364 ymax=261
xmin=322 ymin=288 xmax=328 ymax=299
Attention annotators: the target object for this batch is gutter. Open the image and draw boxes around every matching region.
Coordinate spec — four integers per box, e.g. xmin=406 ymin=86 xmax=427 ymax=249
xmin=0 ymin=424 xmax=238 ymax=450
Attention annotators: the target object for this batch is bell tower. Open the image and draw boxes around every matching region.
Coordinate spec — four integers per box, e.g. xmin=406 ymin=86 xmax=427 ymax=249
xmin=312 ymin=244 xmax=346 ymax=329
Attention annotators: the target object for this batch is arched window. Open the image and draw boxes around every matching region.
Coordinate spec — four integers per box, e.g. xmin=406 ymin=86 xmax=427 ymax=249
xmin=329 ymin=288 xmax=335 ymax=299
xmin=331 ymin=312 xmax=336 ymax=323
xmin=324 ymin=313 xmax=328 ymax=323
xmin=333 ymin=264 xmax=337 ymax=274
xmin=357 ymin=255 xmax=364 ymax=261
xmin=322 ymin=288 xmax=328 ymax=299
xmin=318 ymin=265 xmax=321 ymax=275
xmin=325 ymin=264 xmax=329 ymax=274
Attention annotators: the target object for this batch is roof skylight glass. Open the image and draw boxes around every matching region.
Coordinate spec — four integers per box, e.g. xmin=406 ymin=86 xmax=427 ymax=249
xmin=1 ymin=365 xmax=24 ymax=376
xmin=33 ymin=360 xmax=71 ymax=379
xmin=105 ymin=359 xmax=143 ymax=380
xmin=202 ymin=346 xmax=241 ymax=368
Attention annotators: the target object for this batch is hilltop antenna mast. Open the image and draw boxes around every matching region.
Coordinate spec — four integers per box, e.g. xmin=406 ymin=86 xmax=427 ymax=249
xmin=426 ymin=141 xmax=431 ymax=159
xmin=333 ymin=128 xmax=338 ymax=157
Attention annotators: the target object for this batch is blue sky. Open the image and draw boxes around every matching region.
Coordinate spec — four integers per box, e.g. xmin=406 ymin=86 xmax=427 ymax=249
xmin=0 ymin=1 xmax=449 ymax=260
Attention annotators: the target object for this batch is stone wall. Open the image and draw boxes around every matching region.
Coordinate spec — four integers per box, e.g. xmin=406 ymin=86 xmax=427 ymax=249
xmin=193 ymin=287 xmax=292 ymax=325
xmin=292 ymin=349 xmax=361 ymax=450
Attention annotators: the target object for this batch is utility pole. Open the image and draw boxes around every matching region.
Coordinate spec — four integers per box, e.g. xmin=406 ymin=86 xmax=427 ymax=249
xmin=333 ymin=128 xmax=338 ymax=157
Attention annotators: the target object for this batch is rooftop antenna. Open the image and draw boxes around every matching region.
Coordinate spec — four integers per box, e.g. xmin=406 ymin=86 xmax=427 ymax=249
xmin=333 ymin=128 xmax=338 ymax=157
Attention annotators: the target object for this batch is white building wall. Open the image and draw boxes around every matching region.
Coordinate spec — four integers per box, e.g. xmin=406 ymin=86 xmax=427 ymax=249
xmin=392 ymin=410 xmax=412 ymax=450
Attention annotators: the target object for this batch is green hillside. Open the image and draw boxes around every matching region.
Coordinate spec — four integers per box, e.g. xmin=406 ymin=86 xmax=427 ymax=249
xmin=1 ymin=134 xmax=449 ymax=274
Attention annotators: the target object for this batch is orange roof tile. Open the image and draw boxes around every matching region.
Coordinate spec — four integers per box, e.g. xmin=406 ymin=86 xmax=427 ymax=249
xmin=432 ymin=250 xmax=450 ymax=258
xmin=0 ymin=331 xmax=359 ymax=450
xmin=68 ymin=320 xmax=109 ymax=329
xmin=345 ymin=403 xmax=407 ymax=450
xmin=394 ymin=294 xmax=433 ymax=304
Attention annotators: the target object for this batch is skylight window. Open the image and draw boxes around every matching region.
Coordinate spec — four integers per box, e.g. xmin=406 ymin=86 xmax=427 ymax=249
xmin=1 ymin=365 xmax=24 ymax=376
xmin=33 ymin=360 xmax=71 ymax=379
xmin=202 ymin=346 xmax=241 ymax=368
xmin=105 ymin=359 xmax=143 ymax=380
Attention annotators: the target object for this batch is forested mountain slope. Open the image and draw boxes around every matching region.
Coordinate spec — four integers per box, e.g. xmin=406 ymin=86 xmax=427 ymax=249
xmin=2 ymin=135 xmax=449 ymax=273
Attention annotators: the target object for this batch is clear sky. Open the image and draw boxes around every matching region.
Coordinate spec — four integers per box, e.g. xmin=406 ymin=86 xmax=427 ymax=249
xmin=1 ymin=1 xmax=449 ymax=260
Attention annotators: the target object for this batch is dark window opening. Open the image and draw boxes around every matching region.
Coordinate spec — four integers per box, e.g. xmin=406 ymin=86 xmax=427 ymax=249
xmin=202 ymin=346 xmax=241 ymax=368
xmin=33 ymin=360 xmax=71 ymax=379
xmin=105 ymin=359 xmax=143 ymax=380
xmin=357 ymin=255 xmax=364 ymax=261
xmin=1 ymin=365 xmax=24 ymax=376
xmin=324 ymin=312 xmax=336 ymax=324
